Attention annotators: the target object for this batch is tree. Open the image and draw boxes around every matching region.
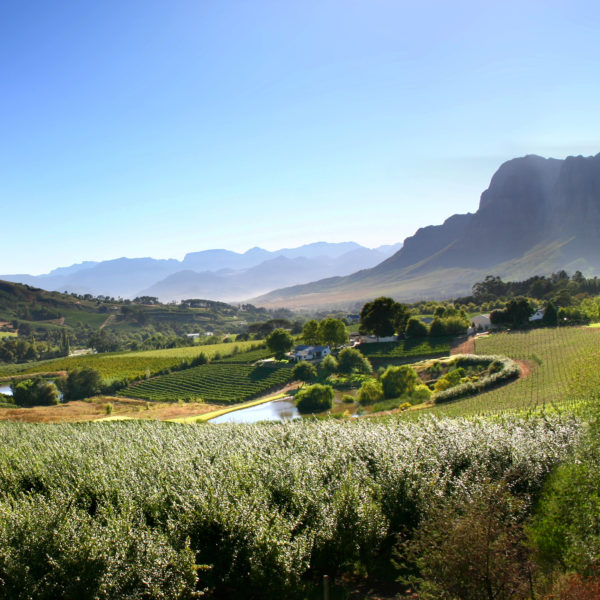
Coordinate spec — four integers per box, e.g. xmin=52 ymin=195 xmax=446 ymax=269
xmin=316 ymin=318 xmax=348 ymax=348
xmin=357 ymin=379 xmax=384 ymax=405
xmin=542 ymin=301 xmax=558 ymax=327
xmin=292 ymin=361 xmax=317 ymax=382
xmin=295 ymin=384 xmax=334 ymax=413
xmin=266 ymin=328 xmax=294 ymax=359
xmin=59 ymin=367 xmax=102 ymax=400
xmin=381 ymin=365 xmax=418 ymax=399
xmin=302 ymin=319 xmax=320 ymax=345
xmin=359 ymin=297 xmax=397 ymax=338
xmin=11 ymin=377 xmax=60 ymax=406
xmin=404 ymin=317 xmax=428 ymax=338
xmin=337 ymin=347 xmax=372 ymax=374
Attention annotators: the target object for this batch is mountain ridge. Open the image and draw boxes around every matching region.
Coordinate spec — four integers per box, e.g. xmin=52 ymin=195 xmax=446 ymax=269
xmin=253 ymin=152 xmax=600 ymax=309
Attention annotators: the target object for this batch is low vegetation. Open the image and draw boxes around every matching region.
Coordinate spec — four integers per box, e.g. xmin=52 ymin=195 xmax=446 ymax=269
xmin=0 ymin=416 xmax=578 ymax=599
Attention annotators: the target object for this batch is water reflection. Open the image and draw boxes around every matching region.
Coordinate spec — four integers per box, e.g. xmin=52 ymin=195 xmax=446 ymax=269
xmin=210 ymin=399 xmax=300 ymax=424
xmin=0 ymin=385 xmax=12 ymax=396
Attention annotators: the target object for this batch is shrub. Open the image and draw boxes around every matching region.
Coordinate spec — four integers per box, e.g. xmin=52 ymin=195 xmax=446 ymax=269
xmin=319 ymin=354 xmax=338 ymax=376
xmin=357 ymin=379 xmax=384 ymax=405
xmin=292 ymin=361 xmax=317 ymax=382
xmin=295 ymin=384 xmax=334 ymax=413
xmin=342 ymin=394 xmax=355 ymax=404
xmin=411 ymin=384 xmax=433 ymax=403
xmin=381 ymin=365 xmax=418 ymax=399
xmin=405 ymin=317 xmax=428 ymax=338
xmin=404 ymin=482 xmax=533 ymax=600
xmin=337 ymin=347 xmax=373 ymax=374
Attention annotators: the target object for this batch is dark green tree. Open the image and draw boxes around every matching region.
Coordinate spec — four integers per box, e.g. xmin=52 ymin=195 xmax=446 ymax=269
xmin=292 ymin=361 xmax=317 ymax=382
xmin=295 ymin=384 xmax=334 ymax=413
xmin=337 ymin=347 xmax=372 ymax=374
xmin=11 ymin=378 xmax=60 ymax=406
xmin=59 ymin=367 xmax=102 ymax=400
xmin=266 ymin=328 xmax=294 ymax=359
xmin=316 ymin=318 xmax=348 ymax=348
xmin=541 ymin=301 xmax=558 ymax=327
xmin=360 ymin=297 xmax=410 ymax=338
xmin=405 ymin=317 xmax=428 ymax=338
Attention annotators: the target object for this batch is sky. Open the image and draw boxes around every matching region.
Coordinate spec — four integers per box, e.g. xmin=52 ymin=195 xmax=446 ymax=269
xmin=1 ymin=0 xmax=599 ymax=274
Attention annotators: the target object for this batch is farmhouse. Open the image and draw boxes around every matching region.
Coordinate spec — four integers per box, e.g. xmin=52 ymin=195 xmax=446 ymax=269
xmin=529 ymin=308 xmax=545 ymax=322
xmin=290 ymin=344 xmax=331 ymax=362
xmin=470 ymin=314 xmax=492 ymax=332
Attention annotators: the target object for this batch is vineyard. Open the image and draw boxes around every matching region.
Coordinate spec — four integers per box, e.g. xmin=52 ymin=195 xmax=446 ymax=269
xmin=123 ymin=362 xmax=293 ymax=403
xmin=0 ymin=341 xmax=264 ymax=380
xmin=423 ymin=327 xmax=600 ymax=417
xmin=358 ymin=337 xmax=451 ymax=366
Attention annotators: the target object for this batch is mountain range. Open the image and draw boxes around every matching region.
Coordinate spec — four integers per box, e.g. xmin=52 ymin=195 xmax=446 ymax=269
xmin=1 ymin=242 xmax=402 ymax=302
xmin=253 ymin=152 xmax=600 ymax=308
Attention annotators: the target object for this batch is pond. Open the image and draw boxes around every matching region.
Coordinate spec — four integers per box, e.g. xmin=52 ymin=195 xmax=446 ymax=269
xmin=0 ymin=385 xmax=12 ymax=396
xmin=210 ymin=398 xmax=301 ymax=424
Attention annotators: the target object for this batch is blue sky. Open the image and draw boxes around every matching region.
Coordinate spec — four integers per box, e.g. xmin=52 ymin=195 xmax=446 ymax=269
xmin=2 ymin=0 xmax=599 ymax=274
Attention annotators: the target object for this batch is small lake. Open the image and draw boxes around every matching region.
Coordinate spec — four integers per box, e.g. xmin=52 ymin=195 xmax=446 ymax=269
xmin=210 ymin=398 xmax=301 ymax=424
xmin=0 ymin=385 xmax=12 ymax=396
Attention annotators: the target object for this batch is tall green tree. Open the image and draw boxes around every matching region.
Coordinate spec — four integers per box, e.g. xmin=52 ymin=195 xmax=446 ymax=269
xmin=266 ymin=328 xmax=294 ymax=359
xmin=360 ymin=297 xmax=409 ymax=338
xmin=302 ymin=319 xmax=320 ymax=345
xmin=316 ymin=318 xmax=348 ymax=348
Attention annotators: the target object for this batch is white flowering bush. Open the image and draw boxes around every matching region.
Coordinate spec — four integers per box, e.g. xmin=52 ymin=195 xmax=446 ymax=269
xmin=0 ymin=416 xmax=579 ymax=599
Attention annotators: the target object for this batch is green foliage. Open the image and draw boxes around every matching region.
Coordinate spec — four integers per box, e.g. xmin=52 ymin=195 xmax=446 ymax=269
xmin=266 ymin=328 xmax=294 ymax=359
xmin=319 ymin=354 xmax=338 ymax=376
xmin=412 ymin=384 xmax=433 ymax=403
xmin=357 ymin=338 xmax=451 ymax=366
xmin=294 ymin=383 xmax=334 ymax=413
xmin=381 ymin=365 xmax=418 ymax=399
xmin=429 ymin=315 xmax=469 ymax=336
xmin=0 ymin=417 xmax=577 ymax=599
xmin=404 ymin=482 xmax=532 ymax=600
xmin=11 ymin=377 xmax=60 ymax=407
xmin=337 ymin=347 xmax=372 ymax=374
xmin=405 ymin=317 xmax=428 ymax=338
xmin=301 ymin=319 xmax=320 ymax=345
xmin=292 ymin=361 xmax=317 ymax=382
xmin=316 ymin=318 xmax=348 ymax=348
xmin=359 ymin=297 xmax=410 ymax=337
xmin=125 ymin=362 xmax=293 ymax=404
xmin=357 ymin=379 xmax=384 ymax=405
xmin=0 ymin=341 xmax=262 ymax=380
xmin=529 ymin=418 xmax=600 ymax=576
xmin=58 ymin=367 xmax=102 ymax=400
xmin=542 ymin=301 xmax=558 ymax=327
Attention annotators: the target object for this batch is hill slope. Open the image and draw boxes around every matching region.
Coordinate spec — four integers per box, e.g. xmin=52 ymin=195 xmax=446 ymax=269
xmin=254 ymin=153 xmax=600 ymax=308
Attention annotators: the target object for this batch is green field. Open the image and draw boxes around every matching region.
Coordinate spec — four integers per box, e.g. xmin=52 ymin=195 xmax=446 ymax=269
xmin=421 ymin=327 xmax=600 ymax=417
xmin=0 ymin=341 xmax=265 ymax=380
xmin=123 ymin=362 xmax=293 ymax=403
xmin=358 ymin=337 xmax=451 ymax=366
xmin=0 ymin=332 xmax=16 ymax=338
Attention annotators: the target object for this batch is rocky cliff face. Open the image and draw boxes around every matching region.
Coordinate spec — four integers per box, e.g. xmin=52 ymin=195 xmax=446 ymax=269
xmin=254 ymin=152 xmax=600 ymax=308
xmin=380 ymin=152 xmax=600 ymax=273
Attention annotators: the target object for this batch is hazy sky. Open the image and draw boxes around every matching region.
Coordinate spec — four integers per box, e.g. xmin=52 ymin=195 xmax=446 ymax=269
xmin=2 ymin=0 xmax=599 ymax=274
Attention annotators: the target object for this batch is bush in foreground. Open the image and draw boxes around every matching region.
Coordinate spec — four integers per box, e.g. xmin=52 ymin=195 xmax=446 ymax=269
xmin=294 ymin=383 xmax=334 ymax=413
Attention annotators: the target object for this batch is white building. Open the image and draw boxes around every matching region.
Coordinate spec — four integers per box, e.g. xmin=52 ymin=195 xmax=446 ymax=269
xmin=290 ymin=345 xmax=331 ymax=362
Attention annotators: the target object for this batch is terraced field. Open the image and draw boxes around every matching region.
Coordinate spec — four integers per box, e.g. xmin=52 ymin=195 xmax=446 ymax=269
xmin=123 ymin=362 xmax=293 ymax=403
xmin=421 ymin=327 xmax=600 ymax=417
xmin=0 ymin=341 xmax=265 ymax=380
